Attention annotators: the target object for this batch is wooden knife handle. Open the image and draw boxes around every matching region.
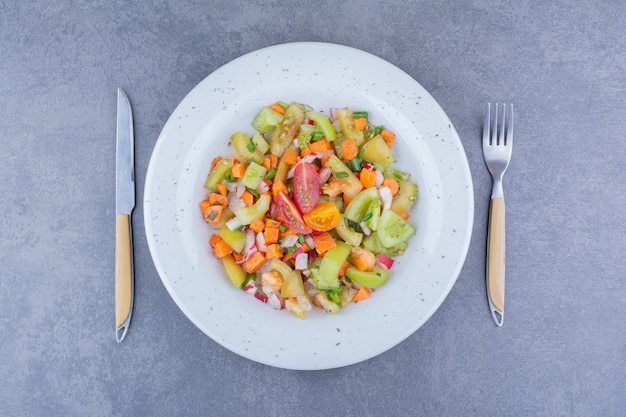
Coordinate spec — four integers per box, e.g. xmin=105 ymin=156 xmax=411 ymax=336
xmin=487 ymin=197 xmax=505 ymax=326
xmin=115 ymin=214 xmax=134 ymax=339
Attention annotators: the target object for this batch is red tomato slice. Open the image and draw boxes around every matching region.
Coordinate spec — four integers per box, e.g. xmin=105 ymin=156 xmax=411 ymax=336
xmin=276 ymin=191 xmax=312 ymax=234
xmin=292 ymin=162 xmax=320 ymax=214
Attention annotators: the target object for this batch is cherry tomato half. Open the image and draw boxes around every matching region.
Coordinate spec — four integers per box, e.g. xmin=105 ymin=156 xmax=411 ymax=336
xmin=276 ymin=191 xmax=312 ymax=234
xmin=303 ymin=202 xmax=341 ymax=232
xmin=292 ymin=162 xmax=320 ymax=214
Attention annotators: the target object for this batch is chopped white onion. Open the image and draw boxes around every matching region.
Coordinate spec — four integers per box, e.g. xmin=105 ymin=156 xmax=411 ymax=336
xmin=240 ymin=229 xmax=257 ymax=262
xmin=380 ymin=186 xmax=393 ymax=210
xmin=299 ymin=153 xmax=319 ymax=165
xmin=295 ymin=252 xmax=309 ymax=270
xmin=359 ymin=221 xmax=372 ymax=236
xmin=267 ymin=292 xmax=284 ymax=310
xmin=297 ymin=295 xmax=312 ymax=312
xmin=304 ymin=235 xmax=316 ymax=249
xmin=375 ymin=169 xmax=384 ymax=187
xmin=235 ymin=180 xmax=246 ymax=198
xmin=226 ymin=216 xmax=243 ymax=231
xmin=286 ymin=166 xmax=296 ymax=179
xmin=228 ymin=193 xmax=246 ymax=212
xmin=256 ymin=179 xmax=271 ymax=194
xmin=225 ymin=181 xmax=238 ymax=193
xmin=255 ymin=231 xmax=267 ymax=252
xmin=242 ymin=282 xmax=257 ymax=294
xmin=280 ymin=234 xmax=299 ymax=249
xmin=318 ymin=167 xmax=332 ymax=184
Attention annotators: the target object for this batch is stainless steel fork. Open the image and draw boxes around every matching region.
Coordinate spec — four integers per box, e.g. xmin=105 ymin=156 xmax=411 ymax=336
xmin=483 ymin=103 xmax=513 ymax=326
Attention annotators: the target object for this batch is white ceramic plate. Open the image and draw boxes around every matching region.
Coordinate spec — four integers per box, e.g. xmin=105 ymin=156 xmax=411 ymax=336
xmin=144 ymin=42 xmax=473 ymax=370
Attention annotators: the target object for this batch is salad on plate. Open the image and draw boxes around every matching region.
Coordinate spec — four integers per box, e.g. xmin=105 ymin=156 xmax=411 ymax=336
xmin=200 ymin=101 xmax=418 ymax=318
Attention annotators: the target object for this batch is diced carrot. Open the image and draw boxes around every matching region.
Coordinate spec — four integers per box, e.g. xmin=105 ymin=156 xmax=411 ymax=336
xmin=342 ymin=193 xmax=353 ymax=206
xmin=262 ymin=157 xmax=272 ymax=172
xmin=264 ymin=227 xmax=280 ymax=245
xmin=351 ymin=247 xmax=376 ymax=271
xmin=300 ymin=146 xmax=312 ymax=157
xmin=249 ymin=217 xmax=265 ymax=233
xmin=280 ymin=227 xmax=299 ymax=237
xmin=213 ymin=238 xmax=233 ymax=258
xmin=203 ymin=205 xmax=224 ymax=224
xmin=210 ymin=156 xmax=222 ymax=170
xmin=300 ymin=242 xmax=311 ymax=253
xmin=241 ymin=189 xmax=254 ymax=207
xmin=208 ymin=193 xmax=228 ymax=207
xmin=359 ymin=167 xmax=377 ymax=188
xmin=200 ymin=199 xmax=212 ymax=213
xmin=308 ymin=139 xmax=332 ymax=153
xmin=341 ymin=139 xmax=359 ymax=160
xmin=381 ymin=129 xmax=395 ymax=147
xmin=401 ymin=212 xmax=410 ymax=220
xmin=270 ymin=154 xmax=279 ymax=168
xmin=282 ymin=254 xmax=296 ymax=268
xmin=272 ymin=181 xmax=287 ymax=199
xmin=313 ymin=232 xmax=337 ymax=255
xmin=282 ymin=148 xmax=299 ymax=166
xmin=352 ymin=286 xmax=371 ymax=302
xmin=381 ymin=177 xmax=399 ymax=196
xmin=265 ymin=244 xmax=283 ymax=259
xmin=242 ymin=251 xmax=266 ymax=273
xmin=353 ymin=117 xmax=367 ymax=131
xmin=270 ymin=103 xmax=286 ymax=115
xmin=338 ymin=260 xmax=351 ymax=276
xmin=209 ymin=234 xmax=222 ymax=248
xmin=216 ymin=183 xmax=227 ymax=197
xmin=265 ymin=218 xmax=281 ymax=229
xmin=231 ymin=163 xmax=245 ymax=178
xmin=232 ymin=251 xmax=244 ymax=262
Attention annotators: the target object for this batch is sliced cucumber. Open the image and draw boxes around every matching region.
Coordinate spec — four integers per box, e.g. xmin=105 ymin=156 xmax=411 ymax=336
xmin=325 ymin=155 xmax=363 ymax=197
xmin=306 ymin=111 xmax=337 ymax=142
xmin=235 ymin=194 xmax=271 ymax=225
xmin=343 ymin=187 xmax=380 ymax=223
xmin=377 ymin=209 xmax=415 ymax=248
xmin=383 ymin=166 xmax=410 ymax=182
xmin=390 ymin=181 xmax=418 ymax=214
xmin=269 ymin=102 xmax=306 ymax=157
xmin=251 ymin=106 xmax=283 ymax=133
xmin=311 ymin=241 xmax=351 ymax=290
xmin=218 ymin=227 xmax=246 ymax=253
xmin=252 ymin=132 xmax=270 ymax=154
xmin=232 ymin=132 xmax=264 ymax=164
xmin=204 ymin=159 xmax=233 ymax=191
xmin=241 ymin=161 xmax=267 ymax=189
xmin=363 ymin=199 xmax=381 ymax=231
xmin=360 ymin=135 xmax=394 ymax=167
xmin=221 ymin=255 xmax=246 ymax=287
xmin=335 ymin=215 xmax=363 ymax=247
xmin=362 ymin=232 xmax=409 ymax=257
xmin=280 ymin=270 xmax=306 ymax=298
xmin=336 ymin=108 xmax=364 ymax=146
xmin=345 ymin=265 xmax=390 ymax=288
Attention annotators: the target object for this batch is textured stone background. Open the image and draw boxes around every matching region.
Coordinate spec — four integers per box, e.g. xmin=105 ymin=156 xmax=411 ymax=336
xmin=1 ymin=1 xmax=625 ymax=416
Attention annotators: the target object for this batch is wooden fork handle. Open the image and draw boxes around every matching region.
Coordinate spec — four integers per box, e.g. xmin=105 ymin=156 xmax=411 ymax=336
xmin=486 ymin=197 xmax=505 ymax=326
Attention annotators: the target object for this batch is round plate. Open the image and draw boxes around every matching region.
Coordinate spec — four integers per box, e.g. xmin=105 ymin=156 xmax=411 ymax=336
xmin=144 ymin=42 xmax=473 ymax=370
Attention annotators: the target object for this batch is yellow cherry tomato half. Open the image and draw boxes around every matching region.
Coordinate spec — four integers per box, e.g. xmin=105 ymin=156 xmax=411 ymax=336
xmin=303 ymin=202 xmax=341 ymax=231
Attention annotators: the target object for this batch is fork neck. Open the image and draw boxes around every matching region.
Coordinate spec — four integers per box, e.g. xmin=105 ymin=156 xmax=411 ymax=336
xmin=491 ymin=178 xmax=505 ymax=199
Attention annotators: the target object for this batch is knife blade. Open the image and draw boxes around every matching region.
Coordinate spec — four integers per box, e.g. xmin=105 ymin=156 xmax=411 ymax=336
xmin=115 ymin=88 xmax=135 ymax=342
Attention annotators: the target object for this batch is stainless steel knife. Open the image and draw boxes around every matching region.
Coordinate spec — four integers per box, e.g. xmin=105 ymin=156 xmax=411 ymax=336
xmin=115 ymin=88 xmax=135 ymax=342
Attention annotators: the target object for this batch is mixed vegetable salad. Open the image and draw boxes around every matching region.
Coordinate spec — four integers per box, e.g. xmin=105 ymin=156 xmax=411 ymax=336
xmin=200 ymin=101 xmax=418 ymax=318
